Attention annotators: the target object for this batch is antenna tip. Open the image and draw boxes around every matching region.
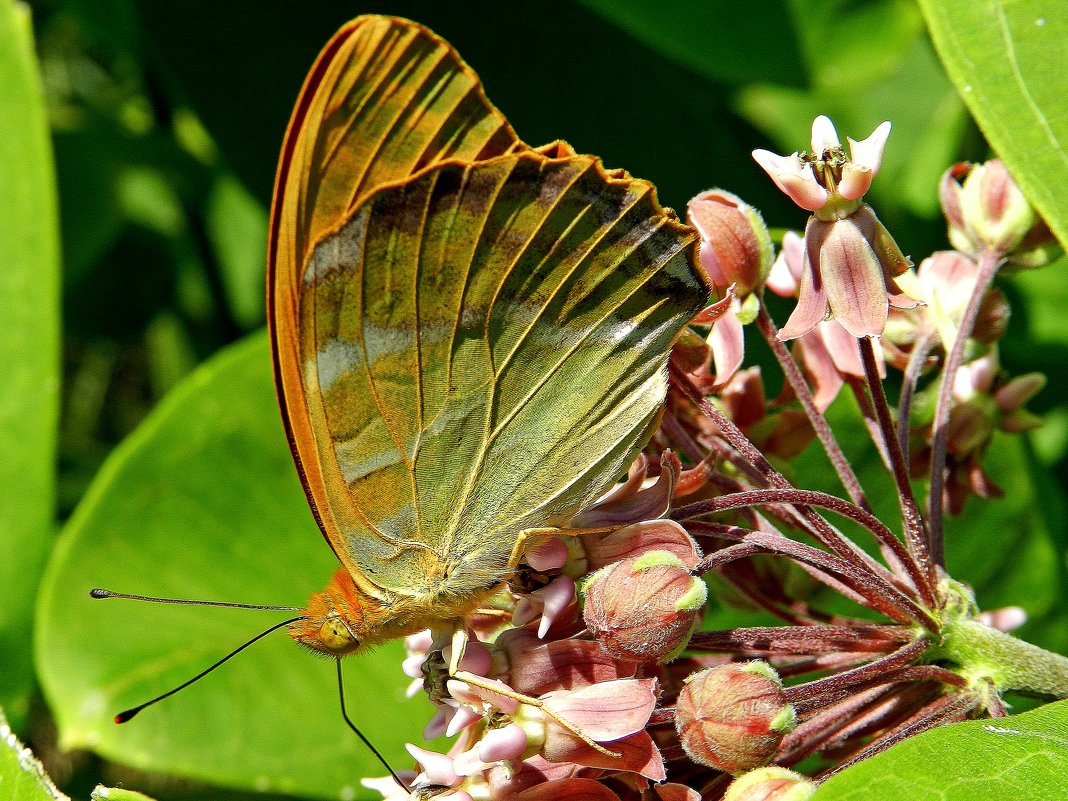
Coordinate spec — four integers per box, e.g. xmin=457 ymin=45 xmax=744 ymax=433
xmin=89 ymin=588 xmax=112 ymax=599
xmin=114 ymin=709 xmax=138 ymax=724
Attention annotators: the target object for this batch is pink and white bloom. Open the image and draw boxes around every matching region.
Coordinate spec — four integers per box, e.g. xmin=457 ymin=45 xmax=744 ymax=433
xmin=754 ymin=117 xmax=919 ymax=340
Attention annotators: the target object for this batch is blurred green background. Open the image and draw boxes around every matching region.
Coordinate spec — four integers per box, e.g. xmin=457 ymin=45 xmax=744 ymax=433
xmin=4 ymin=0 xmax=1068 ymax=799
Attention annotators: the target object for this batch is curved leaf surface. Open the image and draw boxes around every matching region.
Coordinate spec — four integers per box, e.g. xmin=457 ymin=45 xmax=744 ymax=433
xmin=918 ymin=0 xmax=1068 ymax=247
xmin=0 ymin=0 xmax=60 ymax=731
xmin=0 ymin=706 xmax=67 ymax=801
xmin=813 ymin=699 xmax=1068 ymax=800
xmin=36 ymin=334 xmax=429 ymax=800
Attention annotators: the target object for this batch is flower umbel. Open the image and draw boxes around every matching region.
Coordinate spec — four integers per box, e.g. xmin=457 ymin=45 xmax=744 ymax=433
xmin=754 ymin=116 xmax=919 ymax=340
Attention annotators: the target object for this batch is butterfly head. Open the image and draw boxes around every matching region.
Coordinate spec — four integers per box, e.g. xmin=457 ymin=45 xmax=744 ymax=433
xmin=288 ymin=567 xmax=375 ymax=656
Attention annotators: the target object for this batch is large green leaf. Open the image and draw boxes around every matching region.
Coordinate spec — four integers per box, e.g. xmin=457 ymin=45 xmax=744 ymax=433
xmin=813 ymin=699 xmax=1068 ymax=800
xmin=0 ymin=0 xmax=61 ymax=731
xmin=918 ymin=0 xmax=1068 ymax=248
xmin=0 ymin=706 xmax=67 ymax=801
xmin=36 ymin=334 xmax=431 ymax=800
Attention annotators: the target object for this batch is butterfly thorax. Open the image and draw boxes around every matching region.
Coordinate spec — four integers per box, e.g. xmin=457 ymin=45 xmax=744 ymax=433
xmin=288 ymin=565 xmax=501 ymax=656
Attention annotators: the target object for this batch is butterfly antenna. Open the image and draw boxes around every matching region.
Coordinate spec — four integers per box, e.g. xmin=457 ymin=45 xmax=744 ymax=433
xmin=336 ymin=658 xmax=409 ymax=791
xmin=90 ymin=587 xmax=302 ymax=612
xmin=88 ymin=589 xmax=305 ymax=726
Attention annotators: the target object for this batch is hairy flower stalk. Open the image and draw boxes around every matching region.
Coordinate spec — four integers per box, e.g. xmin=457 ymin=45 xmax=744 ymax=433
xmin=366 ymin=121 xmax=1068 ymax=801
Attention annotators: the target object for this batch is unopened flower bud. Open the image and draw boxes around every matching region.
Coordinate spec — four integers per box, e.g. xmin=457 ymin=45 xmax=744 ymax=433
xmin=723 ymin=767 xmax=816 ymax=801
xmin=675 ymin=662 xmax=796 ymax=774
xmin=941 ymin=160 xmax=1061 ymax=266
xmin=583 ymin=550 xmax=706 ymax=663
xmin=687 ymin=190 xmax=774 ymax=296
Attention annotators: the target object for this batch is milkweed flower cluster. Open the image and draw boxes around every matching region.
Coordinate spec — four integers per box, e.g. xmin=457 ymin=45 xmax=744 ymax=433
xmin=365 ymin=116 xmax=1068 ymax=801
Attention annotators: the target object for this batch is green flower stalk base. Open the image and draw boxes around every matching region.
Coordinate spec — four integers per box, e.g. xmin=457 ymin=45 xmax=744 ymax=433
xmin=935 ymin=618 xmax=1068 ymax=700
xmin=929 ymin=580 xmax=1068 ymax=701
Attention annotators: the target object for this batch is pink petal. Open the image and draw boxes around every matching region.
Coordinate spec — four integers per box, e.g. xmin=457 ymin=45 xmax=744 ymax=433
xmin=847 ymin=120 xmax=891 ymax=175
xmin=767 ymin=230 xmax=804 ymax=297
xmin=691 ymin=290 xmax=736 ymax=325
xmin=446 ymin=705 xmax=484 ymax=737
xmin=817 ymin=218 xmax=888 ymax=338
xmin=793 ymin=332 xmax=844 ymax=412
xmin=709 ymin=307 xmax=745 ymax=387
xmin=499 ymin=630 xmax=635 ymax=695
xmin=542 ymin=729 xmax=666 ymax=781
xmin=541 ymin=679 xmax=657 ymax=740
xmin=778 ymin=232 xmax=829 ymax=340
xmin=526 ymin=537 xmax=569 ymax=571
xmin=776 ymin=166 xmax=830 ymax=211
xmin=838 ymin=162 xmax=874 ymax=201
xmin=512 ymin=577 xmax=577 ymax=638
xmin=994 ymin=372 xmax=1046 ymax=412
xmin=452 ymin=745 xmax=491 ymax=777
xmin=479 ymin=722 xmax=528 ymax=762
xmin=698 ymin=240 xmax=728 ymax=286
xmin=406 ymin=629 xmax=434 ymax=653
xmin=516 ymin=779 xmax=621 ymax=801
xmin=442 ymin=640 xmax=492 ymax=677
xmin=424 ymin=706 xmax=450 ymax=740
xmin=407 ymin=744 xmax=459 ymax=786
xmin=819 ymin=320 xmax=867 ymax=378
xmin=752 ymin=150 xmax=830 ymax=211
xmin=810 ymin=114 xmax=841 ymax=153
xmin=403 ymin=653 xmax=427 ymax=680
xmin=582 ymin=519 xmax=700 ymax=571
xmin=979 ymin=606 xmax=1028 ymax=632
xmin=450 ymin=676 xmax=520 ymax=715
xmin=573 ymin=454 xmax=677 ymax=526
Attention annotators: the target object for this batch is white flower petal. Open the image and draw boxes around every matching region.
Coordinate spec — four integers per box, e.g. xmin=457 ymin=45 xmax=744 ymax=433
xmin=811 ymin=114 xmax=841 ymax=153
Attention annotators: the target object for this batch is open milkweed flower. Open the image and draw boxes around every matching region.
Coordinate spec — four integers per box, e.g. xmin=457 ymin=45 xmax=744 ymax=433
xmin=753 ymin=116 xmax=919 ymax=340
xmin=768 ymin=230 xmax=884 ymax=409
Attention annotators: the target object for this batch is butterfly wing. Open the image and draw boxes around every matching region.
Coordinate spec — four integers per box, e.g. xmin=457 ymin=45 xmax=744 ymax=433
xmin=299 ymin=151 xmax=710 ymax=603
xmin=269 ymin=15 xmax=524 ymax=570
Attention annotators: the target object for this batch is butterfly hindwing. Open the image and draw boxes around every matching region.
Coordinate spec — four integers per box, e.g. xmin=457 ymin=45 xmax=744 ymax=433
xmin=300 ymin=152 xmax=709 ymax=600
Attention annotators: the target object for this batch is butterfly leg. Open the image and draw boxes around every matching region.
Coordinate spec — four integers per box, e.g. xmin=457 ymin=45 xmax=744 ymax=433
xmin=444 ymin=626 xmax=620 ymax=758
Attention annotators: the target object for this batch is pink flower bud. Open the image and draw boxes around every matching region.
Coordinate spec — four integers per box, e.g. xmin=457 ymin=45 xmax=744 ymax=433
xmin=674 ymin=662 xmax=796 ymax=774
xmin=687 ymin=190 xmax=774 ymax=296
xmin=583 ymin=550 xmax=706 ymax=663
xmin=723 ymin=767 xmax=816 ymax=801
xmin=941 ymin=159 xmax=1062 ymax=266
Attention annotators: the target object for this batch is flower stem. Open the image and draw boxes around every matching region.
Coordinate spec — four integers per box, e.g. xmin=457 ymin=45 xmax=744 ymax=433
xmin=897 ymin=332 xmax=936 ymax=468
xmin=927 ymin=250 xmax=1002 ymax=566
xmin=756 ymin=304 xmax=870 ymax=511
xmin=858 ymin=337 xmax=938 ymax=604
xmin=934 ymin=619 xmax=1068 ymax=698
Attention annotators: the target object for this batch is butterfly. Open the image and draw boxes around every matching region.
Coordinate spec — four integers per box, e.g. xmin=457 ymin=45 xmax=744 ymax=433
xmin=267 ymin=15 xmax=711 ymax=656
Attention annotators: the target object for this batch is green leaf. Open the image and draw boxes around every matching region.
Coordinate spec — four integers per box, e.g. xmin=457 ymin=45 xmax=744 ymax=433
xmin=36 ymin=334 xmax=431 ymax=800
xmin=918 ymin=0 xmax=1068 ymax=248
xmin=578 ymin=0 xmax=806 ymax=86
xmin=0 ymin=705 xmax=68 ymax=801
xmin=205 ymin=173 xmax=267 ymax=330
xmin=812 ymin=699 xmax=1068 ymax=800
xmin=0 ymin=0 xmax=61 ymax=731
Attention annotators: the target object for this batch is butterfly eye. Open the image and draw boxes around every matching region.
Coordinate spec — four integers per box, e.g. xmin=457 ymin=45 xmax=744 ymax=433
xmin=319 ymin=614 xmax=358 ymax=652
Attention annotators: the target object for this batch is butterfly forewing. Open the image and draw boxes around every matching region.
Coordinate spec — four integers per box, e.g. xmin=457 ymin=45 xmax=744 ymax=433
xmin=300 ymin=152 xmax=709 ymax=602
xmin=269 ymin=15 xmax=524 ymax=567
